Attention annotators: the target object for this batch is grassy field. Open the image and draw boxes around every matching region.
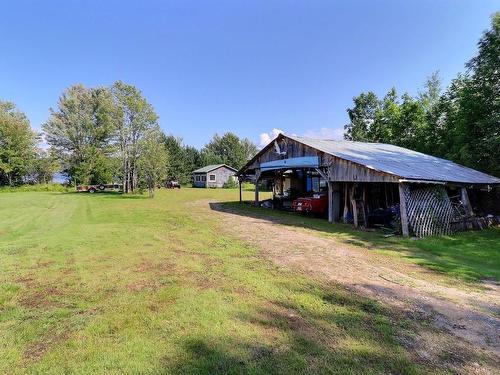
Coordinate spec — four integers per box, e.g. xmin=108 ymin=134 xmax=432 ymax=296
xmin=0 ymin=189 xmax=497 ymax=374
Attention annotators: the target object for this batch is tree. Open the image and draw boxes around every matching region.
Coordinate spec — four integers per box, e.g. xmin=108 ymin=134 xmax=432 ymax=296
xmin=241 ymin=137 xmax=258 ymax=164
xmin=454 ymin=12 xmax=500 ymax=175
xmin=0 ymin=100 xmax=38 ymax=185
xmin=201 ymin=132 xmax=257 ymax=169
xmin=162 ymin=135 xmax=186 ymax=181
xmin=29 ymin=149 xmax=60 ymax=184
xmin=138 ymin=126 xmax=169 ymax=197
xmin=183 ymin=146 xmax=202 ymax=182
xmin=345 ymin=13 xmax=499 ymax=177
xmin=43 ymin=84 xmax=116 ymax=184
xmin=344 ymin=92 xmax=379 ymax=141
xmin=424 ymin=13 xmax=500 ymax=176
xmin=111 ymin=81 xmax=159 ymax=193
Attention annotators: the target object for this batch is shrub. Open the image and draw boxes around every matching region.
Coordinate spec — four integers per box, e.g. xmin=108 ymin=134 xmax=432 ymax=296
xmin=0 ymin=183 xmax=71 ymax=193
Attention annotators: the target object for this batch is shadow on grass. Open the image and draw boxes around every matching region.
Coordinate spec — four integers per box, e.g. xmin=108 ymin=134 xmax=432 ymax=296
xmin=157 ymin=278 xmax=490 ymax=375
xmin=209 ymin=201 xmax=500 ymax=282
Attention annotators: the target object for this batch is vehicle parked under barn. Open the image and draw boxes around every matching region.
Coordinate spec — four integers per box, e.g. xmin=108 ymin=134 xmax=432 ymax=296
xmin=237 ymin=134 xmax=500 ymax=237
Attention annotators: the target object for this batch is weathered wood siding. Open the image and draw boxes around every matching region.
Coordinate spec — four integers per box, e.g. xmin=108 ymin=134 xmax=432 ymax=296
xmin=207 ymin=166 xmax=235 ymax=188
xmin=245 ymin=136 xmax=399 ymax=183
xmin=326 ymin=157 xmax=399 ymax=183
xmin=193 ymin=166 xmax=236 ymax=188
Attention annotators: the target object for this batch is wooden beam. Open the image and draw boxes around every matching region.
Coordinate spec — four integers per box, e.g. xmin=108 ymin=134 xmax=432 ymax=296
xmin=460 ymin=186 xmax=474 ymax=216
xmin=332 ymin=183 xmax=340 ymax=222
xmin=239 ymin=178 xmax=242 ymax=203
xmin=398 ymin=183 xmax=409 ymax=237
xmin=254 ymin=169 xmax=261 ymax=207
xmin=315 ymin=167 xmax=328 ymax=181
xmin=352 ymin=198 xmax=358 ymax=228
xmin=343 ymin=184 xmax=350 ymax=222
xmin=328 ymin=181 xmax=333 ymax=223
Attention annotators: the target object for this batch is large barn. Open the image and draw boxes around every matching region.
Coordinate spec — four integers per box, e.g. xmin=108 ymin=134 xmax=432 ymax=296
xmin=237 ymin=134 xmax=500 ymax=237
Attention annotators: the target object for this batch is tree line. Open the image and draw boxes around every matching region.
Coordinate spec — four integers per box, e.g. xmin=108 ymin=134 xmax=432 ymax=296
xmin=344 ymin=13 xmax=499 ymax=177
xmin=0 ymin=81 xmax=257 ymax=194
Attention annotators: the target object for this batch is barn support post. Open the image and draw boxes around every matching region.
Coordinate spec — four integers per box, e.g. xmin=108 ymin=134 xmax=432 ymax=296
xmin=315 ymin=167 xmax=336 ymax=223
xmin=460 ymin=186 xmax=474 ymax=216
xmin=238 ymin=177 xmax=242 ymax=203
xmin=343 ymin=183 xmax=350 ymax=222
xmin=398 ymin=183 xmax=410 ymax=237
xmin=332 ymin=183 xmax=340 ymax=222
xmin=328 ymin=181 xmax=333 ymax=223
xmin=254 ymin=169 xmax=261 ymax=207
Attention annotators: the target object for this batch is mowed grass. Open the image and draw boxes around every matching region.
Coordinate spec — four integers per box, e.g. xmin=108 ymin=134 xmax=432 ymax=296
xmin=222 ymin=201 xmax=500 ymax=282
xmin=0 ymin=189 xmax=470 ymax=374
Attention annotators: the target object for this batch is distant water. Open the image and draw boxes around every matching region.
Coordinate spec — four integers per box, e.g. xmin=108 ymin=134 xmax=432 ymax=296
xmin=52 ymin=172 xmax=67 ymax=184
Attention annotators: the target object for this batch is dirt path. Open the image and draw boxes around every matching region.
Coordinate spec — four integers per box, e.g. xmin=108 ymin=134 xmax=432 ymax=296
xmin=197 ymin=201 xmax=500 ymax=369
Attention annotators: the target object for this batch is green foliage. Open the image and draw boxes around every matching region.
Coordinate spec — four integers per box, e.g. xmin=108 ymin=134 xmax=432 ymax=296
xmin=43 ymin=84 xmax=116 ymax=184
xmin=222 ymin=177 xmax=238 ymax=188
xmin=0 ymin=101 xmax=38 ymax=186
xmin=28 ymin=149 xmax=60 ymax=184
xmin=138 ymin=126 xmax=169 ymax=197
xmin=201 ymin=132 xmax=257 ymax=170
xmin=112 ymin=81 xmax=160 ymax=193
xmin=438 ymin=13 xmax=500 ymax=176
xmin=345 ymin=13 xmax=500 ymax=177
xmin=162 ymin=135 xmax=202 ymax=184
xmin=345 ymin=82 xmax=434 ymax=151
xmin=0 ymin=183 xmax=70 ymax=193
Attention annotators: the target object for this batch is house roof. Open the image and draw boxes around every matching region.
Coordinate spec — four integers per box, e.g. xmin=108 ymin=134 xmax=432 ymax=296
xmin=239 ymin=134 xmax=500 ymax=185
xmin=192 ymin=164 xmax=237 ymax=174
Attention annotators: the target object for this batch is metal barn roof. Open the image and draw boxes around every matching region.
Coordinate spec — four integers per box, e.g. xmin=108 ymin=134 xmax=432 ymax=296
xmin=284 ymin=135 xmax=500 ymax=184
xmin=193 ymin=164 xmax=237 ymax=173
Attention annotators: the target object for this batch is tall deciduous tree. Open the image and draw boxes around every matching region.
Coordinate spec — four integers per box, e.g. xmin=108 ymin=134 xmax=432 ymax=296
xmin=138 ymin=126 xmax=169 ymax=197
xmin=161 ymin=135 xmax=204 ymax=184
xmin=0 ymin=100 xmax=38 ymax=185
xmin=201 ymin=132 xmax=257 ymax=169
xmin=43 ymin=84 xmax=116 ymax=184
xmin=111 ymin=81 xmax=159 ymax=193
xmin=28 ymin=149 xmax=60 ymax=184
xmin=344 ymin=92 xmax=379 ymax=142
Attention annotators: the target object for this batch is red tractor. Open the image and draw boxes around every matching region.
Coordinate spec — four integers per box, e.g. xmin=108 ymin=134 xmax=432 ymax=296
xmin=292 ymin=192 xmax=328 ymax=216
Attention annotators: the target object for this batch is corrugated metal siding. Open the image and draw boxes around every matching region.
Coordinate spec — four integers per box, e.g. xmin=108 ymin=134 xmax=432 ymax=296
xmin=286 ymin=135 xmax=500 ymax=184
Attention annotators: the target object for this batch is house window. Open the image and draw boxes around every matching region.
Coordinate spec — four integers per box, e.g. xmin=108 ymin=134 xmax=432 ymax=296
xmin=201 ymin=175 xmax=206 ymax=182
xmin=209 ymin=174 xmax=216 ymax=181
xmin=195 ymin=175 xmax=201 ymax=182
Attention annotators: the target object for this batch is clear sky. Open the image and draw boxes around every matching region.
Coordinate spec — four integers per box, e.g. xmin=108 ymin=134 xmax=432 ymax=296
xmin=1 ymin=1 xmax=498 ymax=148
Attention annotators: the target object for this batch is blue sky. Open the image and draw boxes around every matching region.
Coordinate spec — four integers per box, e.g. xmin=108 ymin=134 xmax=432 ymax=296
xmin=1 ymin=1 xmax=498 ymax=148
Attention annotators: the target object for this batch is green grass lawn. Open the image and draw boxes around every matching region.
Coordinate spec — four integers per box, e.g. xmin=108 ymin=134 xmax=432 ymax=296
xmin=0 ymin=189 xmax=495 ymax=374
xmin=222 ymin=201 xmax=500 ymax=282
